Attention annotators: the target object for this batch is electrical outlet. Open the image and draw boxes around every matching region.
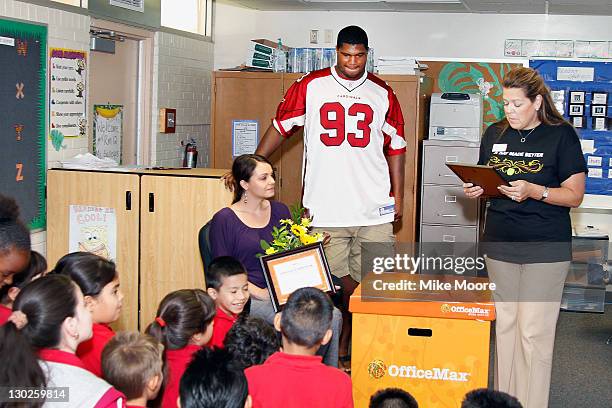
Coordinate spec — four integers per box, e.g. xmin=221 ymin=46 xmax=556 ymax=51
xmin=310 ymin=29 xmax=319 ymax=44
xmin=324 ymin=29 xmax=333 ymax=44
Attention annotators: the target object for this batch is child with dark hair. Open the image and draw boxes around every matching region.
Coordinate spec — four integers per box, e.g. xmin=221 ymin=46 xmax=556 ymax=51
xmin=223 ymin=316 xmax=280 ymax=370
xmin=245 ymin=287 xmax=352 ymax=407
xmin=102 ymin=331 xmax=164 ymax=408
xmin=0 ymin=194 xmax=31 ymax=289
xmin=0 ymin=250 xmax=47 ymax=325
xmin=0 ymin=274 xmax=124 ymax=407
xmin=461 ymin=389 xmax=523 ymax=408
xmin=370 ymin=388 xmax=419 ymax=408
xmin=55 ymin=251 xmax=124 ymax=376
xmin=146 ymin=289 xmax=216 ymax=408
xmin=206 ymin=256 xmax=250 ymax=348
xmin=180 ymin=347 xmax=251 ymax=408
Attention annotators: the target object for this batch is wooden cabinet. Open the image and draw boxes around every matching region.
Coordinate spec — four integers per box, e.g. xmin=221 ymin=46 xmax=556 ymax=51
xmin=211 ymin=71 xmax=431 ymax=242
xmin=47 ymin=168 xmax=232 ymax=331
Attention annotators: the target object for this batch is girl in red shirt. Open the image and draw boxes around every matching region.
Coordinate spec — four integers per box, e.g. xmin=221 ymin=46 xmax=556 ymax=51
xmin=54 ymin=251 xmax=124 ymax=377
xmin=0 ymin=274 xmax=124 ymax=407
xmin=146 ymin=289 xmax=216 ymax=408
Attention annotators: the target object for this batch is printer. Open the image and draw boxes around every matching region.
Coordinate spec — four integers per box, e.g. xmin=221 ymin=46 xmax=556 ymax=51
xmin=429 ymin=92 xmax=483 ymax=142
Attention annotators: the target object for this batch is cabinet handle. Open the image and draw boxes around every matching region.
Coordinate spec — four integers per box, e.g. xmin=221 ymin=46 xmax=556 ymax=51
xmin=445 ymin=156 xmax=458 ymax=163
xmin=442 ymin=235 xmax=456 ymax=242
xmin=149 ymin=193 xmax=155 ymax=212
xmin=445 ymin=195 xmax=457 ymax=203
xmin=441 ymin=214 xmax=457 ymax=217
xmin=126 ymin=191 xmax=132 ymax=210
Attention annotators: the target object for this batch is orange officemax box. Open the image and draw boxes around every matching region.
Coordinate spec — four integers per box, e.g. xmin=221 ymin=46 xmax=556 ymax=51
xmin=350 ymin=274 xmax=495 ymax=408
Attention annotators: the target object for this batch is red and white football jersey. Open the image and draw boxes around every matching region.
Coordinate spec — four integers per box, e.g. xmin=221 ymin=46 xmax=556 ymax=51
xmin=273 ymin=66 xmax=406 ymax=227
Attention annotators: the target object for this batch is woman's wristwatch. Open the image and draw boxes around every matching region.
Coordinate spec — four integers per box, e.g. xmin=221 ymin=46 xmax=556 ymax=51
xmin=540 ymin=186 xmax=549 ymax=201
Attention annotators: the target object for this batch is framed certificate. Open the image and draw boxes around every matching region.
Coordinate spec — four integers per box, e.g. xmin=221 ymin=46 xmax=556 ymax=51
xmin=260 ymin=242 xmax=336 ymax=312
xmin=569 ymin=91 xmax=585 ymax=104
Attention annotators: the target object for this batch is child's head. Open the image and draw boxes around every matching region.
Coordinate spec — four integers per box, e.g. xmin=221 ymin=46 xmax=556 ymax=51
xmin=0 ymin=251 xmax=47 ymax=308
xmin=102 ymin=331 xmax=164 ymax=403
xmin=0 ymin=194 xmax=31 ymax=288
xmin=0 ymin=274 xmax=92 ymax=390
xmin=461 ymin=389 xmax=522 ymax=408
xmin=276 ymin=287 xmax=333 ymax=350
xmin=370 ymin=388 xmax=419 ymax=408
xmin=54 ymin=252 xmax=123 ymax=325
xmin=206 ymin=256 xmax=249 ymax=317
xmin=224 ymin=316 xmax=280 ymax=370
xmin=146 ymin=289 xmax=216 ymax=350
xmin=180 ymin=347 xmax=251 ymax=408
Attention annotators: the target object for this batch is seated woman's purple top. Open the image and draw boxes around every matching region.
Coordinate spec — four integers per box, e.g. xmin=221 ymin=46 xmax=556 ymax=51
xmin=209 ymin=201 xmax=291 ymax=288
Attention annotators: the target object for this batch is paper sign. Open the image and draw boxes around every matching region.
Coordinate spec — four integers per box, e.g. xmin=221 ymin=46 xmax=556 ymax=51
xmin=69 ymin=205 xmax=117 ymax=261
xmin=557 ymin=67 xmax=594 ymax=82
xmin=0 ymin=36 xmax=15 ymax=46
xmin=588 ymin=168 xmax=603 ymax=178
xmin=49 ymin=48 xmax=87 ymax=138
xmin=504 ymin=39 xmax=522 ymax=57
xmin=587 ymin=156 xmax=602 ymax=167
xmin=232 ymin=120 xmax=259 ymax=157
xmin=93 ymin=105 xmax=123 ymax=164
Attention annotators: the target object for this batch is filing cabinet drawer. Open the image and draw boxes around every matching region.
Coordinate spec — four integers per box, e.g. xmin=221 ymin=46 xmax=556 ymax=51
xmin=421 ymin=185 xmax=478 ymax=225
xmin=423 ymin=145 xmax=479 ymax=185
xmin=420 ymin=224 xmax=478 ymax=242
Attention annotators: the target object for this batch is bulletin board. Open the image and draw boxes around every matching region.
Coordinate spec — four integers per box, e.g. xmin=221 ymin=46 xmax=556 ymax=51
xmin=422 ymin=61 xmax=523 ymax=127
xmin=0 ymin=19 xmax=47 ymax=229
xmin=530 ymin=60 xmax=612 ymax=196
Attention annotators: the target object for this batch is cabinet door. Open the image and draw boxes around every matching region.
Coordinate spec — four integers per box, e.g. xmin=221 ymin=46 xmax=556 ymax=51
xmin=47 ymin=170 xmax=140 ymax=331
xmin=211 ymin=72 xmax=282 ymax=172
xmin=139 ymin=175 xmax=232 ymax=328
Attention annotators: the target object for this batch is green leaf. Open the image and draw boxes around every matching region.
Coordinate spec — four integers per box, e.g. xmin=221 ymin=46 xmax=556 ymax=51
xmin=260 ymin=240 xmax=271 ymax=250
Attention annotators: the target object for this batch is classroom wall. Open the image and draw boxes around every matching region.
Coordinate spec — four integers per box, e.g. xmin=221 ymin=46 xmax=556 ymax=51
xmin=213 ymin=2 xmax=612 ymax=69
xmin=152 ymin=31 xmax=214 ymax=168
xmin=0 ymin=0 xmax=91 ymax=255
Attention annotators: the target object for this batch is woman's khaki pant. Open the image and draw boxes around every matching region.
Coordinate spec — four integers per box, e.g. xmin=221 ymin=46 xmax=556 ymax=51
xmin=486 ymin=257 xmax=569 ymax=408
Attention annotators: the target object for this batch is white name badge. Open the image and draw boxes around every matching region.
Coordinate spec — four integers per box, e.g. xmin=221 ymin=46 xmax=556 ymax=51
xmin=492 ymin=144 xmax=507 ymax=152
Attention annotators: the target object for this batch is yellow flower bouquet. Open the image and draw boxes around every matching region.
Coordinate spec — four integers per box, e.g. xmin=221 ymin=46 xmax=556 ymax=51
xmin=260 ymin=204 xmax=323 ymax=255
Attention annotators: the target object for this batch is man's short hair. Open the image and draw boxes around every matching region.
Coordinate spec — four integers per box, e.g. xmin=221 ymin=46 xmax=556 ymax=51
xmin=337 ymin=25 xmax=368 ymax=50
xmin=206 ymin=256 xmax=247 ymax=290
xmin=370 ymin=388 xmax=418 ymax=408
xmin=224 ymin=316 xmax=280 ymax=370
xmin=280 ymin=287 xmax=332 ymax=348
xmin=180 ymin=347 xmax=249 ymax=408
xmin=101 ymin=331 xmax=163 ymax=400
xmin=461 ymin=389 xmax=523 ymax=408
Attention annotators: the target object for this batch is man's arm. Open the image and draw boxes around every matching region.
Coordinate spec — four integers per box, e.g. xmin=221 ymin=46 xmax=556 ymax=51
xmin=387 ymin=154 xmax=405 ymax=221
xmin=255 ymin=123 xmax=285 ymax=158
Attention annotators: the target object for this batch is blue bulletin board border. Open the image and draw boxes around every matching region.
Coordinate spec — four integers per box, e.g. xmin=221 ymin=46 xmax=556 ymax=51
xmin=0 ymin=18 xmax=47 ymax=229
xmin=530 ymin=60 xmax=612 ymax=196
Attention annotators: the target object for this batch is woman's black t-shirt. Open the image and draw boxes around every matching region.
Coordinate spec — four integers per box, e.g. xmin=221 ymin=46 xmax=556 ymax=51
xmin=478 ymin=122 xmax=587 ymax=262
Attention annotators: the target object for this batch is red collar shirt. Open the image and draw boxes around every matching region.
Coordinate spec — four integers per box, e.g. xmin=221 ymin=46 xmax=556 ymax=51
xmin=39 ymin=348 xmax=125 ymax=407
xmin=245 ymin=351 xmax=353 ymax=408
xmin=207 ymin=307 xmax=238 ymax=349
xmin=162 ymin=344 xmax=201 ymax=408
xmin=77 ymin=323 xmax=115 ymax=377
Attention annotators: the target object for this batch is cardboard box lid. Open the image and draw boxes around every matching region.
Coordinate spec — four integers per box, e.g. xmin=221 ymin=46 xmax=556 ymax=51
xmin=350 ymin=274 xmax=496 ymax=321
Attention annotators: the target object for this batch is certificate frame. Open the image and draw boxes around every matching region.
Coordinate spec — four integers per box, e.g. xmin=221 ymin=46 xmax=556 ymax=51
xmin=260 ymin=242 xmax=336 ymax=312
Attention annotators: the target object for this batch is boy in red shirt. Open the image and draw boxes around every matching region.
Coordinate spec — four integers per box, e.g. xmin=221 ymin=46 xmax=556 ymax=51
xmin=206 ymin=256 xmax=250 ymax=348
xmin=102 ymin=331 xmax=164 ymax=408
xmin=245 ymin=287 xmax=353 ymax=408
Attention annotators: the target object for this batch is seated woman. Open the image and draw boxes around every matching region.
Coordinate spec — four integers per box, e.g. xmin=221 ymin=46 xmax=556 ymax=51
xmin=209 ymin=154 xmax=342 ymax=368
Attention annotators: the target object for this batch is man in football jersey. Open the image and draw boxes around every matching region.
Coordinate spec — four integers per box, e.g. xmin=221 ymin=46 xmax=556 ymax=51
xmin=255 ymin=25 xmax=405 ymax=372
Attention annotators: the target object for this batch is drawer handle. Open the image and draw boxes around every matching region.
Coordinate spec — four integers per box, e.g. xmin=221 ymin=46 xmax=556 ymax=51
xmin=442 ymin=174 xmax=456 ymax=177
xmin=441 ymin=214 xmax=457 ymax=217
xmin=445 ymin=195 xmax=457 ymax=203
xmin=443 ymin=235 xmax=456 ymax=242
xmin=445 ymin=156 xmax=458 ymax=163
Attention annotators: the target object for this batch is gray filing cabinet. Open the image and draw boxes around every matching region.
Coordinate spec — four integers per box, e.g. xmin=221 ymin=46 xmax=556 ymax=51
xmin=419 ymin=139 xmax=482 ymax=244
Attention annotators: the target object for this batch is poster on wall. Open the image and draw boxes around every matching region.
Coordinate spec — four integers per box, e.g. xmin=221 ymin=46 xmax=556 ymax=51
xmin=232 ymin=120 xmax=259 ymax=157
xmin=93 ymin=104 xmax=123 ymax=164
xmin=69 ymin=205 xmax=117 ymax=261
xmin=421 ymin=61 xmax=523 ymax=128
xmin=49 ymin=48 xmax=87 ymax=150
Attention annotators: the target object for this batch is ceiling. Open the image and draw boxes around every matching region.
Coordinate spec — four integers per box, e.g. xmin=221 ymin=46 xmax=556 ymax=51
xmin=217 ymin=0 xmax=612 ymax=15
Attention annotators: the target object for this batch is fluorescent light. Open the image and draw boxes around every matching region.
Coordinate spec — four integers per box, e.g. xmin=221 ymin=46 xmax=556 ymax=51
xmin=305 ymin=0 xmax=462 ymax=3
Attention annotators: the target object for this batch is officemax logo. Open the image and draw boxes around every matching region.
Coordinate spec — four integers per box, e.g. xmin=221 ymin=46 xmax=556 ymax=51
xmin=440 ymin=303 xmax=490 ymax=318
xmin=388 ymin=365 xmax=470 ymax=382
